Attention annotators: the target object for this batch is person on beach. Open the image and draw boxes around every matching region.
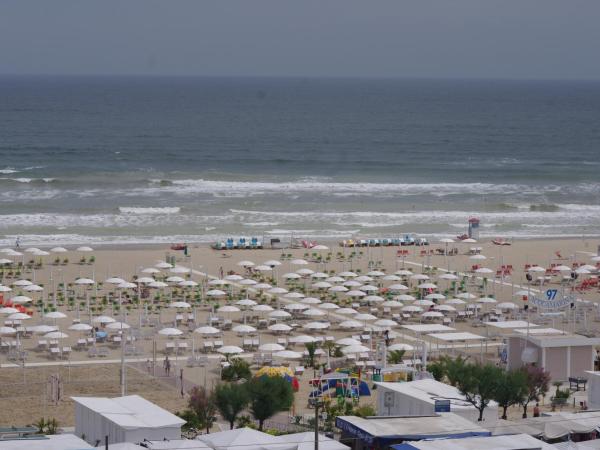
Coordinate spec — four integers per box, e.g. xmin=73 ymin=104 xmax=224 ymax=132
xmin=163 ymin=356 xmax=171 ymax=376
xmin=15 ymin=236 xmax=20 ymax=249
xmin=219 ymin=266 xmax=224 ymax=279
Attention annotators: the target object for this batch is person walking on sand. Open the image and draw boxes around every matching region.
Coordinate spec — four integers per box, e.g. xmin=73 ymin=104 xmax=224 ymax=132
xmin=163 ymin=356 xmax=171 ymax=376
xmin=15 ymin=236 xmax=20 ymax=249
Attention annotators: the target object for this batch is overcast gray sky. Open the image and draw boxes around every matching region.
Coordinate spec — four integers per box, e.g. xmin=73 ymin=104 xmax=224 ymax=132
xmin=1 ymin=0 xmax=600 ymax=79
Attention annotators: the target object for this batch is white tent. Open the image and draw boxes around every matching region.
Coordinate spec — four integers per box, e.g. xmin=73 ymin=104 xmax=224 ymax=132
xmin=198 ymin=427 xmax=296 ymax=450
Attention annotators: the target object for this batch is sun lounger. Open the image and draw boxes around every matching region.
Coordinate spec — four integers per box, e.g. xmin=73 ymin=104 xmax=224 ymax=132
xmin=213 ymin=340 xmax=223 ymax=348
xmin=62 ymin=347 xmax=71 ymax=358
xmin=294 ymin=366 xmax=305 ymax=376
xmin=203 ymin=341 xmax=214 ymax=352
xmin=97 ymin=347 xmax=109 ymax=357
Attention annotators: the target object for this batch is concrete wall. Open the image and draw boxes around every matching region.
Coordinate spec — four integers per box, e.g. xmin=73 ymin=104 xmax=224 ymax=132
xmin=545 ymin=347 xmax=568 ymax=381
xmin=571 ymin=346 xmax=593 ymax=378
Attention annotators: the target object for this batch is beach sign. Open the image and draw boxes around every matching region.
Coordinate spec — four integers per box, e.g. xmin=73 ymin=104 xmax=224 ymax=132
xmin=530 ymin=289 xmax=573 ymax=310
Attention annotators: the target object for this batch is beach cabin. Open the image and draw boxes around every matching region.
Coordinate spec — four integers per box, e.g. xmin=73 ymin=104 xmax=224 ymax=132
xmin=336 ymin=413 xmax=490 ymax=450
xmin=374 ymin=379 xmax=498 ymax=425
xmin=72 ymin=395 xmax=185 ymax=445
xmin=506 ymin=329 xmax=600 ymax=381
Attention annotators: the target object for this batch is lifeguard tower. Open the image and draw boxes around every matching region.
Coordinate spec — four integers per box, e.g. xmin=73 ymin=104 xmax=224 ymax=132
xmin=468 ymin=217 xmax=480 ymax=240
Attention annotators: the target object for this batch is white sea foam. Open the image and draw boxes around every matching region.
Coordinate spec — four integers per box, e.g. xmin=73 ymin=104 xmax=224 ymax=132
xmin=118 ymin=207 xmax=181 ymax=214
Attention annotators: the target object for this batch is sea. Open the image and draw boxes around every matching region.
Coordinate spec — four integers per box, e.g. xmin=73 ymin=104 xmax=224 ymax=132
xmin=1 ymin=76 xmax=600 ymax=247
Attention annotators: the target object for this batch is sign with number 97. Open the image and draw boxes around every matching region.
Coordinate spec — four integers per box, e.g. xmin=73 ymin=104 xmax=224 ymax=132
xmin=546 ymin=289 xmax=558 ymax=301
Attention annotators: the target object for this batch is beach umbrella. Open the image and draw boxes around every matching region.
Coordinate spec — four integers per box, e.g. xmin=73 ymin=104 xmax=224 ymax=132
xmin=303 ymin=308 xmax=326 ymax=317
xmin=338 ymin=271 xmax=357 ymax=278
xmin=283 ymin=292 xmax=305 ymax=299
xmin=401 ymin=305 xmax=423 ymax=313
xmin=239 ymin=279 xmax=258 ymax=286
xmin=263 ymin=260 xmax=282 ymax=267
xmin=312 ymin=244 xmax=329 ymax=250
xmin=469 ymin=254 xmax=487 ymax=260
xmin=207 ymin=289 xmax=227 ymax=297
xmin=497 ymin=302 xmax=518 ymax=310
xmin=23 ymin=284 xmax=43 ymax=292
xmin=381 ymin=300 xmax=403 ymax=308
xmin=336 ymin=307 xmax=357 ymax=315
xmin=328 ymin=285 xmax=348 ymax=293
xmin=232 ymin=324 xmax=257 ymax=334
xmin=422 ymin=311 xmax=444 ymax=319
xmin=155 ymin=261 xmax=173 ymax=269
xmin=434 ymin=304 xmax=456 ymax=312
xmin=236 ymin=298 xmax=257 ymax=307
xmin=283 ymin=273 xmax=302 ymax=280
xmin=290 ymin=259 xmax=308 ymax=266
xmin=29 ymin=325 xmax=58 ymax=334
xmin=158 ymin=327 xmax=183 ymax=336
xmin=194 ymin=326 xmax=221 ymax=335
xmin=170 ymin=266 xmax=191 ymax=274
xmin=148 ymin=281 xmax=168 ymax=288
xmin=417 ymin=283 xmax=437 ymax=289
xmin=268 ymin=323 xmax=292 ymax=332
xmin=445 ymin=298 xmax=466 ymax=305
xmin=69 ymin=323 xmax=93 ymax=331
xmin=388 ymin=284 xmax=409 ymax=291
xmin=273 ymin=350 xmax=303 ymax=360
xmin=339 ymin=320 xmax=363 ymax=329
xmin=410 ymin=274 xmax=429 ymax=281
xmin=359 ymin=285 xmax=378 ymax=292
xmin=224 ymin=274 xmax=244 ymax=282
xmin=303 ymin=321 xmax=330 ymax=330
xmin=382 ymin=275 xmax=401 ymax=281
xmin=166 ymin=276 xmax=185 ymax=283
xmin=208 ymin=279 xmax=229 ymax=286
xmin=237 ymin=260 xmax=255 ymax=267
xmin=75 ymin=278 xmax=95 ymax=285
xmin=217 ymin=305 xmax=240 ymax=313
xmin=326 ymin=276 xmax=345 ymax=283
xmin=290 ymin=335 xmax=316 ymax=343
xmin=254 ymin=283 xmax=272 ymax=290
xmin=50 ymin=247 xmax=68 ymax=253
xmin=0 ymin=258 xmax=13 ymax=265
xmin=296 ymin=268 xmax=314 ymax=276
xmin=374 ymin=319 xmax=398 ymax=327
xmin=13 ymin=279 xmax=32 ymax=287
xmin=254 ymin=265 xmax=273 ymax=272
xmin=396 ymin=294 xmax=416 ymax=301
xmin=252 ymin=304 xmax=274 ymax=312
xmin=456 ymin=293 xmax=477 ymax=300
xmin=354 ymin=313 xmax=377 ymax=321
xmin=169 ymin=301 xmax=192 ymax=308
xmin=269 ymin=310 xmax=291 ymax=319
xmin=258 ymin=343 xmax=285 ymax=352
xmin=336 ymin=337 xmax=361 ymax=346
xmin=44 ymin=311 xmax=67 ymax=319
xmin=395 ymin=270 xmax=413 ymax=276
xmin=284 ymin=303 xmax=309 ymax=311
xmin=142 ymin=267 xmax=161 ymax=274
xmin=106 ymin=321 xmax=131 ymax=330
xmin=268 ymin=287 xmax=288 ymax=295
xmin=319 ymin=302 xmax=339 ymax=310
xmin=388 ymin=343 xmax=414 ymax=351
xmin=311 ymin=272 xmax=329 ymax=279
xmin=343 ymin=280 xmax=362 ymax=287
xmin=0 ymin=307 xmax=18 ymax=314
xmin=346 ymin=290 xmax=366 ymax=297
xmin=475 ymin=268 xmax=494 ymax=274
xmin=367 ymin=270 xmax=385 ymax=277
xmin=425 ymin=293 xmax=446 ymax=300
xmin=341 ymin=344 xmax=370 ymax=354
xmin=576 ymin=268 xmax=592 ymax=275
xmin=105 ymin=277 xmax=126 ymax=285
xmin=0 ymin=326 xmax=17 ymax=335
xmin=364 ymin=295 xmax=384 ymax=303
xmin=301 ymin=297 xmax=322 ymax=305
xmin=44 ymin=331 xmax=69 ymax=339
xmin=467 ymin=303 xmax=482 ymax=310
xmin=179 ymin=280 xmax=198 ymax=287
xmin=218 ymin=346 xmax=244 ymax=355
xmin=0 ymin=286 xmax=12 ymax=293
xmin=413 ymin=299 xmax=435 ymax=307
xmin=118 ymin=282 xmax=137 ymax=289
xmin=92 ymin=315 xmax=115 ymax=324
xmin=528 ymin=266 xmax=546 ymax=273
xmin=439 ymin=273 xmax=459 ymax=280
xmin=76 ymin=246 xmax=93 ymax=252
xmin=8 ymin=312 xmax=30 ymax=320
xmin=136 ymin=277 xmax=155 ymax=284
xmin=554 ymin=265 xmax=572 ymax=272
xmin=477 ymin=297 xmax=497 ymax=304
xmin=24 ymin=247 xmax=42 ymax=254
xmin=11 ymin=296 xmax=32 ymax=304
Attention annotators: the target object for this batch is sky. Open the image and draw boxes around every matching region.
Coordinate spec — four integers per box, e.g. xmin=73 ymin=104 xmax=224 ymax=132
xmin=1 ymin=0 xmax=600 ymax=80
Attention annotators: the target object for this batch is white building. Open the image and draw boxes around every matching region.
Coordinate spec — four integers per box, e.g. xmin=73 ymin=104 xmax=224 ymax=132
xmin=375 ymin=379 xmax=498 ymax=425
xmin=72 ymin=394 xmax=185 ymax=445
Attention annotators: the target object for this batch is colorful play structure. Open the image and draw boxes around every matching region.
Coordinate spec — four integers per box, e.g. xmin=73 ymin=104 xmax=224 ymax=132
xmin=308 ymin=370 xmax=371 ymax=406
xmin=255 ymin=366 xmax=300 ymax=392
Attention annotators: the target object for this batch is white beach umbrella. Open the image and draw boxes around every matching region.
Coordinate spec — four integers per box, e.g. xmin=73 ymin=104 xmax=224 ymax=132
xmin=289 ymin=334 xmax=317 ymax=344
xmin=456 ymin=293 xmax=477 ymax=300
xmin=258 ymin=343 xmax=285 ymax=352
xmin=263 ymin=260 xmax=282 ymax=267
xmin=179 ymin=280 xmax=199 ymax=287
xmin=328 ymin=285 xmax=348 ymax=293
xmin=395 ymin=270 xmax=413 ymax=276
xmin=158 ymin=327 xmax=183 ymax=336
xmin=303 ymin=308 xmax=326 ymax=317
xmin=105 ymin=277 xmax=126 ymax=285
xmin=13 ymin=279 xmax=32 ymax=287
xmin=445 ymin=298 xmax=466 ymax=305
xmin=0 ymin=259 xmax=13 ymax=265
xmin=254 ymin=283 xmax=272 ymax=290
xmin=69 ymin=323 xmax=93 ymax=331
xmin=75 ymin=278 xmax=95 ymax=285
xmin=118 ymin=282 xmax=137 ymax=289
xmin=76 ymin=246 xmax=93 ymax=252
xmin=388 ymin=343 xmax=414 ymax=352
xmin=170 ymin=266 xmax=191 ymax=274
xmin=0 ymin=326 xmax=17 ymax=335
xmin=311 ymin=272 xmax=329 ymax=279
xmin=417 ymin=283 xmax=437 ymax=289
xmin=155 ymin=261 xmax=173 ymax=269
xmin=283 ymin=292 xmax=305 ymax=299
xmin=425 ymin=293 xmax=446 ymax=300
xmin=50 ymin=247 xmax=68 ymax=253
xmin=381 ymin=300 xmax=403 ymax=308
xmin=273 ymin=350 xmax=303 ymax=360
xmin=283 ymin=273 xmax=302 ymax=280
xmin=169 ymin=301 xmax=192 ymax=309
xmin=439 ymin=273 xmax=459 ymax=280
xmin=341 ymin=344 xmax=370 ymax=354
xmin=410 ymin=274 xmax=429 ymax=281
xmin=208 ymin=279 xmax=229 ymax=286
xmin=339 ymin=320 xmax=363 ymax=329
xmin=44 ymin=331 xmax=69 ymax=339
xmin=382 ymin=275 xmax=401 ymax=281
xmin=217 ymin=305 xmax=240 ymax=313
xmin=346 ymin=290 xmax=366 ymax=297
xmin=268 ymin=287 xmax=288 ymax=295
xmin=336 ymin=337 xmax=361 ymax=346
xmin=301 ymin=297 xmax=322 ymax=305
xmin=402 ymin=305 xmax=423 ymax=313
xmin=338 ymin=271 xmax=357 ymax=278
xmin=477 ymin=297 xmax=497 ymax=304
xmin=354 ymin=313 xmax=377 ymax=321
xmin=365 ymin=295 xmax=384 ymax=303
xmin=194 ymin=326 xmax=221 ymax=335
xmin=336 ymin=307 xmax=357 ymax=315
xmin=374 ymin=319 xmax=398 ymax=327
xmin=326 ymin=276 xmax=345 ymax=283
xmin=10 ymin=296 xmax=32 ymax=304
xmin=166 ymin=276 xmax=185 ymax=283
xmin=0 ymin=307 xmax=18 ymax=314
xmin=23 ymin=284 xmax=43 ymax=292
xmin=142 ymin=267 xmax=160 ymax=274
xmin=254 ymin=265 xmax=273 ymax=272
xmin=319 ymin=302 xmax=339 ymax=310
xmin=236 ymin=298 xmax=257 ymax=307
xmin=0 ymin=286 xmax=11 ymax=293
xmin=29 ymin=325 xmax=58 ymax=334
xmin=388 ymin=284 xmax=409 ymax=291
xmin=434 ymin=304 xmax=457 ymax=312
xmin=422 ymin=311 xmax=444 ymax=319
xmin=92 ymin=315 xmax=115 ymax=324
xmin=359 ymin=285 xmax=378 ymax=292
xmin=237 ymin=260 xmax=255 ymax=267
xmin=252 ymin=304 xmax=274 ymax=312
xmin=290 ymin=259 xmax=308 ymax=266
xmin=24 ymin=247 xmax=41 ymax=253
xmin=413 ymin=299 xmax=435 ymax=307
xmin=136 ymin=277 xmax=155 ymax=284
xmin=207 ymin=289 xmax=227 ymax=297
xmin=343 ymin=280 xmax=362 ymax=287
xmin=396 ymin=294 xmax=416 ymax=301
xmin=218 ymin=346 xmax=244 ymax=355
xmin=284 ymin=303 xmax=309 ymax=311
xmin=224 ymin=274 xmax=243 ymax=282
xmin=148 ymin=281 xmax=168 ymax=288
xmin=296 ymin=268 xmax=315 ymax=276
xmin=232 ymin=324 xmax=257 ymax=334
xmin=44 ymin=311 xmax=67 ymax=319
xmin=475 ymin=268 xmax=494 ymax=275
xmin=303 ymin=321 xmax=330 ymax=330
xmin=269 ymin=310 xmax=292 ymax=319
xmin=106 ymin=321 xmax=131 ymax=330
xmin=268 ymin=323 xmax=292 ymax=332
xmin=239 ymin=279 xmax=258 ymax=286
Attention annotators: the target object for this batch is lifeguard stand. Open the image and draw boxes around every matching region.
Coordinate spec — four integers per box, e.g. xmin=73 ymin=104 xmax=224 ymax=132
xmin=468 ymin=217 xmax=480 ymax=240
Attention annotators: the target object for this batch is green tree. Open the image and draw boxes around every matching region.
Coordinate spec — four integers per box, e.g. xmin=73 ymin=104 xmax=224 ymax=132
xmin=443 ymin=355 xmax=468 ymax=387
xmin=520 ymin=365 xmax=551 ymax=418
xmin=214 ymin=383 xmax=250 ymax=430
xmin=305 ymin=342 xmax=317 ymax=369
xmin=221 ymin=358 xmax=252 ymax=382
xmin=455 ymin=363 xmax=503 ymax=422
xmin=188 ymin=386 xmax=217 ymax=433
xmin=426 ymin=360 xmax=446 ymax=381
xmin=387 ymin=349 xmax=406 ymax=365
xmin=493 ymin=369 xmax=528 ymax=420
xmin=247 ymin=376 xmax=294 ymax=430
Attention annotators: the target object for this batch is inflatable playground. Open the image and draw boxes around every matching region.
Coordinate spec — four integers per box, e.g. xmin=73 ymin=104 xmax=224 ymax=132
xmin=308 ymin=370 xmax=371 ymax=407
xmin=211 ymin=237 xmax=263 ymax=250
xmin=339 ymin=235 xmax=429 ymax=248
xmin=255 ymin=366 xmax=300 ymax=392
